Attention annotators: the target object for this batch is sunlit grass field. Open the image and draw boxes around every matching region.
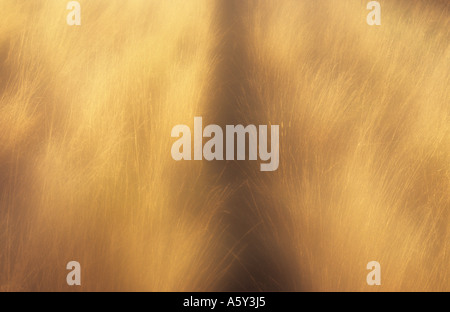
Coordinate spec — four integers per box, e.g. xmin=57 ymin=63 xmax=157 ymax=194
xmin=0 ymin=0 xmax=448 ymax=291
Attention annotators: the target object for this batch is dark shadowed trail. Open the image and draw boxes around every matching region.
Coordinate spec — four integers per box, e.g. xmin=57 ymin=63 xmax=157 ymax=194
xmin=206 ymin=0 xmax=301 ymax=291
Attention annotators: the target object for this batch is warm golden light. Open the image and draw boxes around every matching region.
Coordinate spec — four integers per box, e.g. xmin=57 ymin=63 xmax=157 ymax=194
xmin=0 ymin=0 xmax=448 ymax=291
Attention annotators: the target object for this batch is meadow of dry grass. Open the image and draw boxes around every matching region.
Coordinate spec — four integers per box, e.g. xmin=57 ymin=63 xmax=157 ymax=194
xmin=0 ymin=0 xmax=448 ymax=291
xmin=239 ymin=0 xmax=449 ymax=291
